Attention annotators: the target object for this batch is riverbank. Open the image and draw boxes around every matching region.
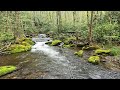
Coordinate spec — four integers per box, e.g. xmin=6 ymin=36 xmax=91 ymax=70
xmin=1 ymin=44 xmax=120 ymax=79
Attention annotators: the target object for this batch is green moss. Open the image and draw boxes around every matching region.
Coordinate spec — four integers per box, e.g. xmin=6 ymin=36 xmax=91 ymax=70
xmin=9 ymin=44 xmax=32 ymax=54
xmin=63 ymin=45 xmax=71 ymax=48
xmin=51 ymin=40 xmax=62 ymax=46
xmin=15 ymin=37 xmax=26 ymax=44
xmin=63 ymin=44 xmax=75 ymax=48
xmin=63 ymin=37 xmax=76 ymax=45
xmin=15 ymin=38 xmax=34 ymax=45
xmin=70 ymin=44 xmax=75 ymax=47
xmin=0 ymin=66 xmax=17 ymax=77
xmin=95 ymin=49 xmax=111 ymax=55
xmin=21 ymin=41 xmax=30 ymax=46
xmin=45 ymin=41 xmax=52 ymax=45
xmin=7 ymin=38 xmax=34 ymax=54
xmin=24 ymin=38 xmax=35 ymax=45
xmin=82 ymin=45 xmax=101 ymax=50
xmin=74 ymin=50 xmax=83 ymax=57
xmin=88 ymin=56 xmax=100 ymax=64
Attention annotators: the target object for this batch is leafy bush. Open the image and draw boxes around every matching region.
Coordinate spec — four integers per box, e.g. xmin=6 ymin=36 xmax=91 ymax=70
xmin=110 ymin=46 xmax=120 ymax=56
xmin=93 ymin=23 xmax=119 ymax=43
xmin=0 ymin=32 xmax=14 ymax=42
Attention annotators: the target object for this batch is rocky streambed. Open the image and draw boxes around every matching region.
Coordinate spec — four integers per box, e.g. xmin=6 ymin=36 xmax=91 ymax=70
xmin=1 ymin=35 xmax=120 ymax=79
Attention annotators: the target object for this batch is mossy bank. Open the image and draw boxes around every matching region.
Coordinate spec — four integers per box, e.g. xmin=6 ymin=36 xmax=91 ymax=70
xmin=7 ymin=38 xmax=35 ymax=54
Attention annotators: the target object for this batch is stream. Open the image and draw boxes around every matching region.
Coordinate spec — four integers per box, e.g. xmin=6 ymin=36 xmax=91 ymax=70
xmin=1 ymin=34 xmax=120 ymax=79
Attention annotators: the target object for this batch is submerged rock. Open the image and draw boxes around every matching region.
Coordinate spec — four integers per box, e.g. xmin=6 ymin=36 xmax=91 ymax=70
xmin=0 ymin=66 xmax=17 ymax=77
xmin=88 ymin=56 xmax=100 ymax=64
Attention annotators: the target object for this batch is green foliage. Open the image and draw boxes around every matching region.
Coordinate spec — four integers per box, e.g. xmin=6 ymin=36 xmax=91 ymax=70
xmin=0 ymin=32 xmax=14 ymax=42
xmin=1 ymin=11 xmax=120 ymax=51
xmin=110 ymin=46 xmax=120 ymax=56
xmin=93 ymin=23 xmax=119 ymax=43
xmin=88 ymin=56 xmax=100 ymax=64
xmin=0 ymin=66 xmax=17 ymax=77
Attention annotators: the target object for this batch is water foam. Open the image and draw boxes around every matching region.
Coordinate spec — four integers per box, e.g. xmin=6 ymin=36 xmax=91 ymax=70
xmin=31 ymin=41 xmax=69 ymax=66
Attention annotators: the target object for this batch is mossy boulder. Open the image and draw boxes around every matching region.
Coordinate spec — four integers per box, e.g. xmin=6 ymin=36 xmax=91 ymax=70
xmin=95 ymin=49 xmax=111 ymax=55
xmin=74 ymin=50 xmax=83 ymax=57
xmin=77 ymin=42 xmax=87 ymax=47
xmin=45 ymin=41 xmax=52 ymax=45
xmin=7 ymin=38 xmax=34 ymax=54
xmin=88 ymin=56 xmax=100 ymax=64
xmin=24 ymin=38 xmax=35 ymax=45
xmin=9 ymin=44 xmax=32 ymax=54
xmin=63 ymin=37 xmax=76 ymax=45
xmin=63 ymin=45 xmax=71 ymax=48
xmin=0 ymin=66 xmax=17 ymax=77
xmin=51 ymin=40 xmax=62 ymax=46
xmin=21 ymin=41 xmax=31 ymax=46
xmin=63 ymin=44 xmax=75 ymax=48
xmin=82 ymin=45 xmax=101 ymax=50
xmin=15 ymin=38 xmax=35 ymax=45
xmin=15 ymin=37 xmax=25 ymax=44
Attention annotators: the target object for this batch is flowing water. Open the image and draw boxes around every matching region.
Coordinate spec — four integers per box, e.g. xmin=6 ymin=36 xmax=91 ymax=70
xmin=1 ymin=34 xmax=120 ymax=79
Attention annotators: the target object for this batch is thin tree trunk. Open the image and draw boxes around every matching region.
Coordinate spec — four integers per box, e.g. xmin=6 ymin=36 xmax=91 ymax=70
xmin=89 ymin=11 xmax=93 ymax=45
xmin=73 ymin=11 xmax=76 ymax=29
xmin=56 ymin=11 xmax=62 ymax=33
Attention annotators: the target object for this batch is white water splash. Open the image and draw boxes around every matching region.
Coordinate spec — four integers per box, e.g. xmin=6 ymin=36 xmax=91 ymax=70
xmin=31 ymin=41 xmax=69 ymax=66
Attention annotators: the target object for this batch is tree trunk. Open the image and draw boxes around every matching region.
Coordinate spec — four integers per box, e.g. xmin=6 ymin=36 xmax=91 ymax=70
xmin=73 ymin=11 xmax=76 ymax=29
xmin=89 ymin=11 xmax=93 ymax=45
xmin=14 ymin=11 xmax=25 ymax=40
xmin=56 ymin=11 xmax=62 ymax=33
